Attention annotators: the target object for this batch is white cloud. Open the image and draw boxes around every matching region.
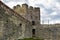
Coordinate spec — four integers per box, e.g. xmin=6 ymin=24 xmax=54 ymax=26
xmin=5 ymin=1 xmax=17 ymax=8
xmin=2 ymin=0 xmax=27 ymax=2
xmin=1 ymin=0 xmax=3 ymax=2
xmin=28 ymin=0 xmax=56 ymax=8
xmin=50 ymin=12 xmax=58 ymax=16
xmin=56 ymin=2 xmax=60 ymax=10
xmin=41 ymin=19 xmax=60 ymax=24
xmin=39 ymin=0 xmax=60 ymax=24
xmin=49 ymin=20 xmax=60 ymax=24
xmin=2 ymin=0 xmax=26 ymax=8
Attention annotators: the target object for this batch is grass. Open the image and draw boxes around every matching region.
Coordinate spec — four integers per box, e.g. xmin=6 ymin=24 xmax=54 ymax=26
xmin=18 ymin=38 xmax=44 ymax=40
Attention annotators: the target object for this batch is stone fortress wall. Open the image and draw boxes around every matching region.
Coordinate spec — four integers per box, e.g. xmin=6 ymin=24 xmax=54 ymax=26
xmin=1 ymin=1 xmax=60 ymax=40
xmin=0 ymin=1 xmax=32 ymax=40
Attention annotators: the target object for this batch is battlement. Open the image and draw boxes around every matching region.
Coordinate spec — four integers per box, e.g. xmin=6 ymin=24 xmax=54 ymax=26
xmin=13 ymin=3 xmax=40 ymax=11
xmin=34 ymin=7 xmax=40 ymax=9
xmin=22 ymin=3 xmax=28 ymax=8
xmin=17 ymin=4 xmax=20 ymax=7
xmin=34 ymin=7 xmax=40 ymax=11
xmin=29 ymin=6 xmax=33 ymax=10
xmin=13 ymin=3 xmax=28 ymax=10
xmin=13 ymin=4 xmax=20 ymax=10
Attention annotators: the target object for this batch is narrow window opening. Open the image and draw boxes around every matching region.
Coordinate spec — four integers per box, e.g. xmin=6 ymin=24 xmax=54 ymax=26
xmin=32 ymin=21 xmax=35 ymax=25
xmin=19 ymin=23 xmax=22 ymax=26
xmin=6 ymin=20 xmax=8 ymax=22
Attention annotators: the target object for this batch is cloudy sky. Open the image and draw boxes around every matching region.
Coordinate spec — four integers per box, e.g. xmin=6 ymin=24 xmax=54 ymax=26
xmin=1 ymin=0 xmax=60 ymax=24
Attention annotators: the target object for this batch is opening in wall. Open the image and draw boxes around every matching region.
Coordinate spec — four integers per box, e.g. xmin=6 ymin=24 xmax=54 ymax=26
xmin=32 ymin=29 xmax=35 ymax=37
xmin=19 ymin=23 xmax=22 ymax=26
xmin=32 ymin=21 xmax=35 ymax=25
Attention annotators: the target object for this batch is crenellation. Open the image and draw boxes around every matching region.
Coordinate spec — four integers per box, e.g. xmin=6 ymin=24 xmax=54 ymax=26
xmin=33 ymin=7 xmax=40 ymax=13
xmin=29 ymin=6 xmax=33 ymax=10
xmin=17 ymin=4 xmax=20 ymax=7
xmin=22 ymin=3 xmax=28 ymax=8
xmin=13 ymin=6 xmax=16 ymax=9
xmin=34 ymin=7 xmax=40 ymax=10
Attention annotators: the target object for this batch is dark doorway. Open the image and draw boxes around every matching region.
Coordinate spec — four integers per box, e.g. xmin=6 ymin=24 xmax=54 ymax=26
xmin=32 ymin=29 xmax=35 ymax=37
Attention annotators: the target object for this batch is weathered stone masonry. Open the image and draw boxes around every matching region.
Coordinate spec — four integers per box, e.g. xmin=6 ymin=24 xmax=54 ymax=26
xmin=0 ymin=1 xmax=32 ymax=40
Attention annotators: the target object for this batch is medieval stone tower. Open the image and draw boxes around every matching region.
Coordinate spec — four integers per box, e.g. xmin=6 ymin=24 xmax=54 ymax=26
xmin=13 ymin=4 xmax=40 ymax=38
xmin=13 ymin=4 xmax=40 ymax=25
